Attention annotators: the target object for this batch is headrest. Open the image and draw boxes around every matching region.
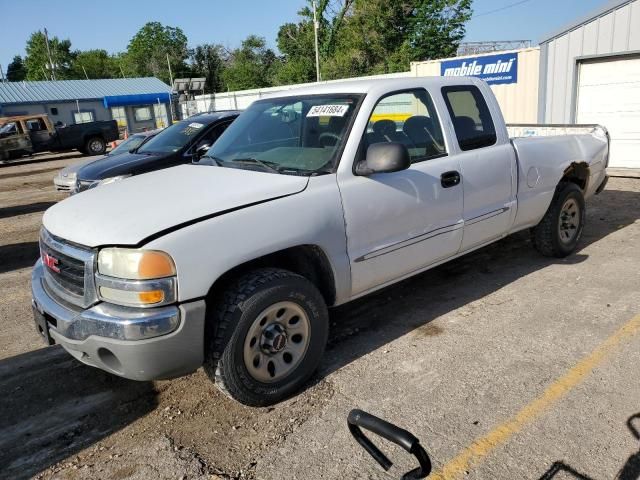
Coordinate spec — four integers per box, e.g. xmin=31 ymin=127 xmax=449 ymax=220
xmin=372 ymin=119 xmax=397 ymax=137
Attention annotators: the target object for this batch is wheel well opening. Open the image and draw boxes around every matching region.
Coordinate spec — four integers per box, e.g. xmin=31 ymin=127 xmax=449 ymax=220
xmin=206 ymin=245 xmax=337 ymax=306
xmin=561 ymin=162 xmax=590 ymax=191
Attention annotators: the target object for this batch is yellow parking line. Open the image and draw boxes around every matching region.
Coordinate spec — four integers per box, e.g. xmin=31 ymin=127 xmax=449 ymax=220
xmin=430 ymin=313 xmax=640 ymax=480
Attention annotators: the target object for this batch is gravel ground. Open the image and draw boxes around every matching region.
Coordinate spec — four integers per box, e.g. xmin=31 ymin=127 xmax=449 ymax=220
xmin=0 ymin=152 xmax=638 ymax=480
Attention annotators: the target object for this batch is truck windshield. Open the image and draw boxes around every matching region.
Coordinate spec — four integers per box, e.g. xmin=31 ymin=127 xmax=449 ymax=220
xmin=137 ymin=121 xmax=204 ymax=154
xmin=202 ymin=94 xmax=362 ymax=175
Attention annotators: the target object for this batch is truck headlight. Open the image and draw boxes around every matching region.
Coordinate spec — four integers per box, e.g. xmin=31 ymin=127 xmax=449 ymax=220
xmin=96 ymin=248 xmax=177 ymax=307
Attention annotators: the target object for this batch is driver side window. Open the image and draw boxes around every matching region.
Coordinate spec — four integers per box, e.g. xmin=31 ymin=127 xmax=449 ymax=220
xmin=362 ymin=89 xmax=447 ymax=164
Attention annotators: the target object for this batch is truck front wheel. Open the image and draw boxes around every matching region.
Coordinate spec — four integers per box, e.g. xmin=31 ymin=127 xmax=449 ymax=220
xmin=531 ymin=182 xmax=585 ymax=257
xmin=84 ymin=136 xmax=106 ymax=155
xmin=204 ymin=268 xmax=329 ymax=406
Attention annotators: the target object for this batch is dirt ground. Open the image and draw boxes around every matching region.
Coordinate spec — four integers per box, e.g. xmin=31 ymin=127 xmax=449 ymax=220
xmin=0 ymin=152 xmax=639 ymax=480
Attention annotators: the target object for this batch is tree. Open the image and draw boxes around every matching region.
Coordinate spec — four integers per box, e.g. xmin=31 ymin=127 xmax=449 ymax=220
xmin=275 ymin=0 xmax=473 ymax=82
xmin=126 ymin=22 xmax=189 ymax=84
xmin=71 ymin=49 xmax=119 ymax=79
xmin=408 ymin=0 xmax=473 ymax=61
xmin=6 ymin=55 xmax=26 ymax=81
xmin=190 ymin=44 xmax=227 ymax=93
xmin=222 ymin=36 xmax=277 ymax=90
xmin=24 ymin=31 xmax=75 ymax=80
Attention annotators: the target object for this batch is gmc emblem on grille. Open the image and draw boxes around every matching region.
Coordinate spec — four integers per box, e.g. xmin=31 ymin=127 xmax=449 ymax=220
xmin=42 ymin=251 xmax=60 ymax=273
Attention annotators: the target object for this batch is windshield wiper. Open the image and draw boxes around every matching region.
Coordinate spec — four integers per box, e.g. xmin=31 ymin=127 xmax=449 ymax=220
xmin=198 ymin=155 xmax=224 ymax=166
xmin=229 ymin=157 xmax=282 ymax=174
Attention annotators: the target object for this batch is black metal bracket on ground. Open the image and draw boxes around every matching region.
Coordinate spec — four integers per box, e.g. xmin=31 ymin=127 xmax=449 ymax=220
xmin=347 ymin=408 xmax=431 ymax=479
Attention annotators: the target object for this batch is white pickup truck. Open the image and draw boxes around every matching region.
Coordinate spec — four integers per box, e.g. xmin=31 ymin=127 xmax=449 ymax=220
xmin=32 ymin=77 xmax=609 ymax=406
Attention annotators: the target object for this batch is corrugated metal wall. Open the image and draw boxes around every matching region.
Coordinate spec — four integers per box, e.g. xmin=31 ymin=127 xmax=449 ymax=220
xmin=539 ymin=0 xmax=640 ymax=123
xmin=410 ymin=48 xmax=540 ymax=123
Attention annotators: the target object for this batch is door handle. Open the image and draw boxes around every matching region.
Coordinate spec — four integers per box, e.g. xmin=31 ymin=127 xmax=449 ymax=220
xmin=440 ymin=171 xmax=461 ymax=188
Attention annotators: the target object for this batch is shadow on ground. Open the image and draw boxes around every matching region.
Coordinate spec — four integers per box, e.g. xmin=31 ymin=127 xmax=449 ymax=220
xmin=0 ymin=201 xmax=55 ymax=219
xmin=537 ymin=413 xmax=640 ymax=480
xmin=314 ymin=187 xmax=640 ymax=386
xmin=0 ymin=242 xmax=40 ymax=274
xmin=0 ymin=346 xmax=157 ymax=480
xmin=0 ymin=152 xmax=84 ymax=169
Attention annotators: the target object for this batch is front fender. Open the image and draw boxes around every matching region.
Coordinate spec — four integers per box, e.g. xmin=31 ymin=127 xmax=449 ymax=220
xmin=145 ymin=174 xmax=352 ymax=305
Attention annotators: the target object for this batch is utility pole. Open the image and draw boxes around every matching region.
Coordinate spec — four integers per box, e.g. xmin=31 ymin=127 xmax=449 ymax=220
xmin=166 ymin=53 xmax=174 ymax=87
xmin=313 ymin=0 xmax=321 ymax=82
xmin=120 ymin=64 xmax=126 ymax=79
xmin=0 ymin=64 xmax=5 ymax=82
xmin=81 ymin=65 xmax=89 ymax=80
xmin=43 ymin=28 xmax=56 ymax=80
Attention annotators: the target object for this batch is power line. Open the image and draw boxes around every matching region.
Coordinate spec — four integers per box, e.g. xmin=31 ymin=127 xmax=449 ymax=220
xmin=472 ymin=0 xmax=534 ymax=19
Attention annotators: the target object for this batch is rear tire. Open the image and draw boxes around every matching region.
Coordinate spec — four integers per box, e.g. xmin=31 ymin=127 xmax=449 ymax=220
xmin=204 ymin=268 xmax=329 ymax=407
xmin=84 ymin=136 xmax=106 ymax=155
xmin=531 ymin=182 xmax=585 ymax=257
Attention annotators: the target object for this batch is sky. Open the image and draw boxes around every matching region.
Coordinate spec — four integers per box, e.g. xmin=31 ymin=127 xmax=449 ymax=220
xmin=0 ymin=0 xmax=613 ymax=74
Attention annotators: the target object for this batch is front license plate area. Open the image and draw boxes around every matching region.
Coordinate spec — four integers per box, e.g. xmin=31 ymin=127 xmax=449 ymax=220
xmin=33 ymin=306 xmax=54 ymax=345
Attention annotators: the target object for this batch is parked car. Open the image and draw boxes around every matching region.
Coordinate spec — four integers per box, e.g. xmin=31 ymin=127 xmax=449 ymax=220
xmin=73 ymin=111 xmax=239 ymax=192
xmin=0 ymin=114 xmax=118 ymax=161
xmin=32 ymin=78 xmax=609 ymax=406
xmin=53 ymin=129 xmax=162 ymax=192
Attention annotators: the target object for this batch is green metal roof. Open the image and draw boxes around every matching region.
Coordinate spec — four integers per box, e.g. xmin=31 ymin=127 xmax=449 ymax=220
xmin=0 ymin=77 xmax=171 ymax=105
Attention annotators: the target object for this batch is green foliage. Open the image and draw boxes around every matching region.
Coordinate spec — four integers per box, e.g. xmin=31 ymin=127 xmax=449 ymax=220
xmin=6 ymin=55 xmax=26 ymax=81
xmin=408 ymin=0 xmax=473 ymax=60
xmin=222 ymin=36 xmax=276 ymax=91
xmin=13 ymin=3 xmax=473 ymax=90
xmin=71 ymin=49 xmax=119 ymax=79
xmin=24 ymin=31 xmax=75 ymax=80
xmin=190 ymin=44 xmax=227 ymax=93
xmin=126 ymin=21 xmax=189 ymax=84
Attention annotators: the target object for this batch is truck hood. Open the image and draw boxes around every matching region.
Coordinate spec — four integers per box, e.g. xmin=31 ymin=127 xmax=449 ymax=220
xmin=43 ymin=164 xmax=309 ymax=247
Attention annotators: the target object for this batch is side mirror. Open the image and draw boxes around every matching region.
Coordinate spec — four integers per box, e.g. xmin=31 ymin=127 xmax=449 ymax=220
xmin=356 ymin=143 xmax=410 ymax=176
xmin=195 ymin=143 xmax=211 ymax=158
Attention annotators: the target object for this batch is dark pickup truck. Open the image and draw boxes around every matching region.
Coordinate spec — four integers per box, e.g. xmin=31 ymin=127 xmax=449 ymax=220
xmin=0 ymin=114 xmax=119 ymax=161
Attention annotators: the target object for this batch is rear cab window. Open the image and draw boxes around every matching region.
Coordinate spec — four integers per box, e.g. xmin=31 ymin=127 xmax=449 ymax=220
xmin=442 ymin=85 xmax=496 ymax=151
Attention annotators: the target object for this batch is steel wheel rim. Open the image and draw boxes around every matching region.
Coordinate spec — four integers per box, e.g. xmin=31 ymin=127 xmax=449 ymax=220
xmin=90 ymin=139 xmax=102 ymax=152
xmin=558 ymin=198 xmax=580 ymax=244
xmin=243 ymin=301 xmax=311 ymax=383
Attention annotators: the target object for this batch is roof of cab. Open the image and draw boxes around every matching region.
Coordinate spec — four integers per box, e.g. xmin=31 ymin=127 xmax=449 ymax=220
xmin=258 ymin=76 xmax=480 ymax=100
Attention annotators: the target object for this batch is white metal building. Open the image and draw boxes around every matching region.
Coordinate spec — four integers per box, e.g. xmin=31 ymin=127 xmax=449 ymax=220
xmin=410 ymin=47 xmax=540 ymax=124
xmin=538 ymin=0 xmax=640 ymax=170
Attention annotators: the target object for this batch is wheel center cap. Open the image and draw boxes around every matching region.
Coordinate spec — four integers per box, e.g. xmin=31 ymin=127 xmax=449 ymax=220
xmin=261 ymin=324 xmax=287 ymax=353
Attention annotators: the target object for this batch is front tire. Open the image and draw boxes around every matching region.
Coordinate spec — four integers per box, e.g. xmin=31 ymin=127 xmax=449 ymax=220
xmin=531 ymin=182 xmax=585 ymax=257
xmin=84 ymin=136 xmax=106 ymax=155
xmin=204 ymin=268 xmax=329 ymax=407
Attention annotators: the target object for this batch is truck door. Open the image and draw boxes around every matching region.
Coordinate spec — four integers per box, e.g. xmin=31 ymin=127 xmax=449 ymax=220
xmin=441 ymin=85 xmax=516 ymax=251
xmin=338 ymin=88 xmax=464 ymax=297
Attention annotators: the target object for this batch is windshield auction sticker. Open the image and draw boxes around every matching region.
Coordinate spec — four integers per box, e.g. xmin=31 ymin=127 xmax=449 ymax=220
xmin=307 ymin=105 xmax=349 ymax=117
xmin=188 ymin=122 xmax=204 ymax=129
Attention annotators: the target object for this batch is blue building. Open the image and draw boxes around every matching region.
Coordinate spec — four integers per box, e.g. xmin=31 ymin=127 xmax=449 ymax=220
xmin=0 ymin=77 xmax=172 ymax=135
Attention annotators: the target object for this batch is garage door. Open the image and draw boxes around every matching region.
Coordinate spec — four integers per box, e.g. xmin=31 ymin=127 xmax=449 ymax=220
xmin=576 ymin=56 xmax=640 ymax=170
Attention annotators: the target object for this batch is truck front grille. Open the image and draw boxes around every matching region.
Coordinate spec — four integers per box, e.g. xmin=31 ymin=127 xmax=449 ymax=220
xmin=39 ymin=229 xmax=97 ymax=308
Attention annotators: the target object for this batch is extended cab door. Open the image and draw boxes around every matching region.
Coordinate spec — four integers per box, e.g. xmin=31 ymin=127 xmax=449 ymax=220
xmin=338 ymin=88 xmax=464 ymax=297
xmin=441 ymin=84 xmax=517 ymax=251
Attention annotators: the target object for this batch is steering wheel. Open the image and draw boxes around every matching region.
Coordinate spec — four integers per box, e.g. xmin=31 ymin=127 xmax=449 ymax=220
xmin=319 ymin=132 xmax=341 ymax=147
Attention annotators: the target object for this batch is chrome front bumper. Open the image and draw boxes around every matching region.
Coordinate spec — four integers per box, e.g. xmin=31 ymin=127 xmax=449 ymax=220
xmin=31 ymin=260 xmax=206 ymax=380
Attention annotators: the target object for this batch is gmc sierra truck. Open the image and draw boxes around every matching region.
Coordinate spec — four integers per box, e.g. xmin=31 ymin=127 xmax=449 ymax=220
xmin=31 ymin=77 xmax=609 ymax=406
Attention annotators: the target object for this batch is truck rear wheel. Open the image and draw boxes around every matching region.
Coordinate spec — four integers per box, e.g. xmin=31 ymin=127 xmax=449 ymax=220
xmin=531 ymin=182 xmax=585 ymax=257
xmin=204 ymin=268 xmax=329 ymax=407
xmin=85 ymin=136 xmax=106 ymax=155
